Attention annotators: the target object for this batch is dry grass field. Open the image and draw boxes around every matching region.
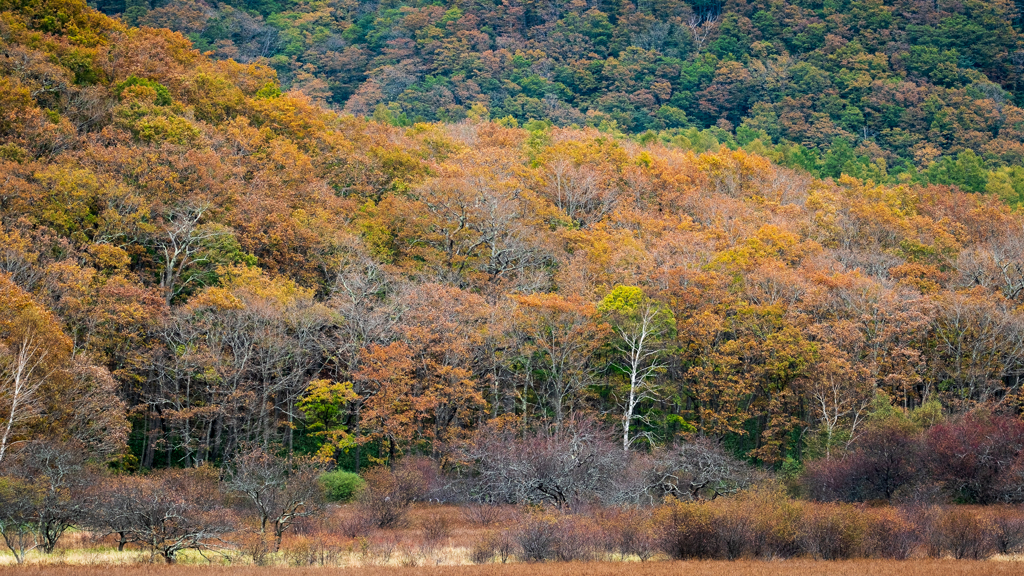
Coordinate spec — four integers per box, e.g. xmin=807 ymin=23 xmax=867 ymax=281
xmin=2 ymin=560 xmax=1024 ymax=576
xmin=4 ymin=504 xmax=1024 ymax=573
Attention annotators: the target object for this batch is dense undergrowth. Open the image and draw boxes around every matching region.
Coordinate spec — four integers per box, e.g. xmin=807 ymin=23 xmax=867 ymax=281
xmin=3 ymin=497 xmax=1024 ymax=566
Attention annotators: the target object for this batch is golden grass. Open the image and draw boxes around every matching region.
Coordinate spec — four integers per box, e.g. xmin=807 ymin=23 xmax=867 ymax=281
xmin=2 ymin=559 xmax=1024 ymax=576
xmin=4 ymin=505 xmax=1024 ymax=573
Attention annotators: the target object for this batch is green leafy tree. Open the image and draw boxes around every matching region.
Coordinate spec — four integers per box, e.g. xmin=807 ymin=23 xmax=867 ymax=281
xmin=298 ymin=380 xmax=358 ymax=462
xmin=598 ymin=286 xmax=676 ymax=450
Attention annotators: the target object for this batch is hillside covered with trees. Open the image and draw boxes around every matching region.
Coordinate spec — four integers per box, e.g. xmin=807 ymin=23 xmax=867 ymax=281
xmin=2 ymin=0 xmax=1024 ymax=471
xmin=7 ymin=0 xmax=1024 ymax=565
xmin=3 ymin=0 xmax=1024 ymax=477
xmin=86 ymin=0 xmax=1024 ymax=204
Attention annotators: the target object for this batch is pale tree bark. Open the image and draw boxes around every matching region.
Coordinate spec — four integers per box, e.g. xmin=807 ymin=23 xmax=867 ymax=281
xmin=608 ymin=301 xmax=670 ymax=451
xmin=686 ymin=12 xmax=719 ymax=55
xmin=0 ymin=335 xmax=49 ymax=464
xmin=151 ymin=204 xmax=225 ymax=306
xmin=808 ymin=367 xmax=873 ymax=460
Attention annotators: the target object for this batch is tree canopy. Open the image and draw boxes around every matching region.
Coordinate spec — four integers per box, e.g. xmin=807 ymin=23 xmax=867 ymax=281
xmin=1 ymin=0 xmax=1023 ymax=473
xmin=85 ymin=0 xmax=1024 ymax=204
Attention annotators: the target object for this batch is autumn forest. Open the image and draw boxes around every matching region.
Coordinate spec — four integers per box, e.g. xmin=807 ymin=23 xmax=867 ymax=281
xmin=2 ymin=0 xmax=1024 ymax=568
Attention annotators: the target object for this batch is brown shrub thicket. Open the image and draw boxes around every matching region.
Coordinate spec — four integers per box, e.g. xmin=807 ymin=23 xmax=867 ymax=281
xmin=802 ymin=411 xmax=1024 ymax=506
xmin=597 ymin=507 xmax=657 ymax=561
xmin=655 ymin=497 xmax=1024 ymax=562
xmin=864 ymin=507 xmax=920 ymax=560
xmin=655 ymin=499 xmax=721 ymax=559
xmin=797 ymin=503 xmax=868 ymax=560
xmin=281 ymin=531 xmax=348 ymax=567
xmin=6 ymin=449 xmax=1024 ymax=567
xmin=454 ymin=492 xmax=1020 ymax=566
xmin=509 ymin=514 xmax=560 ymax=562
xmin=635 ymin=493 xmax=1024 ymax=563
xmin=354 ymin=461 xmax=429 ymax=529
xmin=3 ymin=560 xmax=1024 ymax=576
xmin=926 ymin=507 xmax=997 ymax=560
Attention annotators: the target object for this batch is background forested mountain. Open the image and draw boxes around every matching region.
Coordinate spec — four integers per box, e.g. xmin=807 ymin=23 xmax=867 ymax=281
xmin=1 ymin=0 xmax=1024 ymax=477
xmin=90 ymin=0 xmax=1024 ymax=202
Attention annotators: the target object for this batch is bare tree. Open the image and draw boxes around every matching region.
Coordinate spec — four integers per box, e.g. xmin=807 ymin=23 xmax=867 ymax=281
xmin=226 ymin=446 xmax=327 ymax=551
xmin=88 ymin=467 xmax=234 ymax=563
xmin=598 ymin=288 xmax=675 ymax=450
xmin=415 ymin=151 xmax=546 ymax=286
xmin=955 ymin=228 xmax=1024 ymax=303
xmin=647 ymin=438 xmax=760 ymax=502
xmin=686 ymin=12 xmax=720 ymax=55
xmin=802 ymin=351 xmax=874 ymax=460
xmin=453 ymin=418 xmax=626 ymax=508
xmin=0 ymin=476 xmax=41 ymax=564
xmin=85 ymin=475 xmax=144 ymax=552
xmin=538 ymin=158 xmax=619 ymax=228
xmin=0 ymin=335 xmax=50 ymax=464
xmin=11 ymin=441 xmax=94 ymax=554
xmin=150 ymin=204 xmax=226 ymax=306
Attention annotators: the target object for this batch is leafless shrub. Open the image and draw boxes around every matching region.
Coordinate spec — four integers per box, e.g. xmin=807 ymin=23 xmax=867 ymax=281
xmin=397 ymin=456 xmax=448 ymax=502
xmin=513 ymin=514 xmax=560 ymax=562
xmin=798 ymin=503 xmax=868 ymax=560
xmin=337 ymin=508 xmax=375 ymax=538
xmin=470 ymin=534 xmax=497 ymax=564
xmin=990 ymin=507 xmax=1024 ymax=554
xmin=356 ymin=463 xmax=427 ymax=529
xmin=554 ymin=515 xmax=599 ymax=562
xmin=864 ymin=507 xmax=920 ymax=559
xmin=283 ymin=532 xmax=345 ymax=567
xmin=462 ymin=502 xmax=505 ymax=526
xmin=655 ymin=499 xmax=722 ymax=559
xmin=495 ymin=527 xmax=516 ymax=563
xmin=927 ymin=507 xmax=995 ymax=559
xmin=711 ymin=497 xmax=755 ymax=559
xmin=600 ymin=507 xmax=656 ymax=561
xmin=398 ymin=539 xmax=420 ymax=566
xmin=421 ymin=513 xmax=452 ymax=550
xmin=373 ymin=533 xmax=400 ymax=564
xmin=237 ymin=532 xmax=272 ymax=566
